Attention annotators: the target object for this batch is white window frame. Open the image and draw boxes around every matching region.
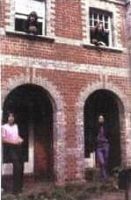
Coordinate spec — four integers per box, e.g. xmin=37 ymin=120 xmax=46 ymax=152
xmin=5 ymin=0 xmax=55 ymax=38
xmin=15 ymin=0 xmax=46 ymax=35
xmin=82 ymin=0 xmax=123 ymax=49
xmin=89 ymin=8 xmax=113 ymax=47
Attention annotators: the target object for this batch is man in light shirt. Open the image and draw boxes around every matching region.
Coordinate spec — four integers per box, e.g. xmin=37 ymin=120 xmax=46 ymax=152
xmin=2 ymin=112 xmax=24 ymax=194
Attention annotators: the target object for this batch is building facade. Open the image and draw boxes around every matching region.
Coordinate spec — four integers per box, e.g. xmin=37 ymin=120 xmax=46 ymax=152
xmin=1 ymin=0 xmax=131 ymax=185
xmin=126 ymin=1 xmax=131 ymax=80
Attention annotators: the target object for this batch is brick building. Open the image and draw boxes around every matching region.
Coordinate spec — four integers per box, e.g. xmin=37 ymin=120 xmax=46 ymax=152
xmin=127 ymin=1 xmax=131 ymax=80
xmin=0 ymin=0 xmax=131 ymax=186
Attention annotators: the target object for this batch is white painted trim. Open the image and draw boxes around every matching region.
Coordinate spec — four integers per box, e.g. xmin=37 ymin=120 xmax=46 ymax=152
xmin=0 ymin=28 xmax=5 ymax=35
xmin=100 ymin=0 xmax=125 ymax=5
xmin=24 ymin=124 xmax=34 ymax=174
xmin=85 ymin=153 xmax=96 ymax=168
xmin=0 ymin=54 xmax=129 ymax=77
xmin=15 ymin=0 xmax=45 ymax=18
xmin=82 ymin=0 xmax=124 ymax=48
xmin=5 ymin=0 xmax=55 ymax=37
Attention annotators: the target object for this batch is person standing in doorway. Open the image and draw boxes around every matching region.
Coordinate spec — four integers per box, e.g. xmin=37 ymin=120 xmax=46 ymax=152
xmin=2 ymin=112 xmax=24 ymax=194
xmin=96 ymin=115 xmax=110 ymax=182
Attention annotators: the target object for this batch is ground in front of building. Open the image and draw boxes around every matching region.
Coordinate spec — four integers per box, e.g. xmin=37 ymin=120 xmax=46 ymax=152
xmin=2 ymin=176 xmax=125 ymax=200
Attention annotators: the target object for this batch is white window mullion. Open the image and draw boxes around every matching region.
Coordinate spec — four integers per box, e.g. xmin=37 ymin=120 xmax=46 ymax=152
xmin=15 ymin=14 xmax=28 ymax=19
xmin=92 ymin=14 xmax=94 ymax=27
xmin=102 ymin=14 xmax=104 ymax=27
xmin=42 ymin=2 xmax=46 ymax=35
xmin=108 ymin=16 xmax=112 ymax=47
xmin=97 ymin=13 xmax=99 ymax=23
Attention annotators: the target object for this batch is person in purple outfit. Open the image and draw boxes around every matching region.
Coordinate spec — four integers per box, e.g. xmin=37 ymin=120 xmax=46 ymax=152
xmin=96 ymin=115 xmax=110 ymax=182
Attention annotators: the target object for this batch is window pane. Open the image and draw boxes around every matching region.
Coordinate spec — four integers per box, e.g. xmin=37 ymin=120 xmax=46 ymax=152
xmin=15 ymin=0 xmax=29 ymax=14
xmin=30 ymin=0 xmax=45 ymax=18
xmin=94 ymin=20 xmax=97 ymax=26
xmin=90 ymin=13 xmax=92 ymax=19
xmin=15 ymin=17 xmax=43 ymax=35
xmin=94 ymin=13 xmax=97 ymax=19
xmin=90 ymin=19 xmax=92 ymax=26
xmin=15 ymin=18 xmax=26 ymax=32
xmin=99 ymin=14 xmax=103 ymax=21
xmin=15 ymin=0 xmax=45 ymax=18
xmin=105 ymin=23 xmax=108 ymax=29
xmin=104 ymin=15 xmax=108 ymax=22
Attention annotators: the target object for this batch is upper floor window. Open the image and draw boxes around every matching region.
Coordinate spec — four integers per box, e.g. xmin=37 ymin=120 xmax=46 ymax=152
xmin=15 ymin=0 xmax=46 ymax=35
xmin=89 ymin=8 xmax=113 ymax=47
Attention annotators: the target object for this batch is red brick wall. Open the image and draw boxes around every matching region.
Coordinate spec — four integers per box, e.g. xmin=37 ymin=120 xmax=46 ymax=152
xmin=1 ymin=0 xmax=130 ymax=184
xmin=116 ymin=5 xmax=127 ymax=47
xmin=2 ymin=65 xmax=130 ymax=182
xmin=55 ymin=0 xmax=82 ymax=39
xmin=2 ymin=67 xmax=130 ymax=135
xmin=1 ymin=35 xmax=128 ymax=68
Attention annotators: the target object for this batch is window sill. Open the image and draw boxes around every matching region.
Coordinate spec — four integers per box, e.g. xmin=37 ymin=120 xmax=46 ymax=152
xmin=82 ymin=42 xmax=124 ymax=53
xmin=6 ymin=30 xmax=55 ymax=42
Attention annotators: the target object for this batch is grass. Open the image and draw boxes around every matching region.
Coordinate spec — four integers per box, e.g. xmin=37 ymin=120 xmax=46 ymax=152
xmin=2 ymin=168 xmax=123 ymax=200
xmin=2 ymin=178 xmax=123 ymax=200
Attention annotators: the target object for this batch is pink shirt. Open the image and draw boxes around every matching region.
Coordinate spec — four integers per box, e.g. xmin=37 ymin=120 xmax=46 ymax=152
xmin=2 ymin=123 xmax=19 ymax=142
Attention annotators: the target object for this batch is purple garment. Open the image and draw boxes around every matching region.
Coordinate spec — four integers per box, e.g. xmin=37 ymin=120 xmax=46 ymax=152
xmin=96 ymin=125 xmax=109 ymax=181
xmin=97 ymin=125 xmax=109 ymax=148
xmin=96 ymin=145 xmax=109 ymax=180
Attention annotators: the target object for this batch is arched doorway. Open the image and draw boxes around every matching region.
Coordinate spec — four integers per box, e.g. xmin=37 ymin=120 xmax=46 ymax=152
xmin=2 ymin=84 xmax=54 ymax=181
xmin=84 ymin=89 xmax=124 ymax=173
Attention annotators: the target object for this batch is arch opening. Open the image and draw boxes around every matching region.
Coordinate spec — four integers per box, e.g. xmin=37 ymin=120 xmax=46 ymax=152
xmin=2 ymin=84 xmax=54 ymax=181
xmin=84 ymin=89 xmax=124 ymax=173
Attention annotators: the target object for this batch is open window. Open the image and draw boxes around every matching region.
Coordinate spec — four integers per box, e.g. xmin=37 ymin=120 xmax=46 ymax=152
xmin=89 ymin=8 xmax=113 ymax=47
xmin=15 ymin=0 xmax=46 ymax=35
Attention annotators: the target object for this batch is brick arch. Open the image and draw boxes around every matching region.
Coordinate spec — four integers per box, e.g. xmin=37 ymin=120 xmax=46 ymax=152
xmin=2 ymin=75 xmax=65 ymax=111
xmin=77 ymin=81 xmax=129 ymax=113
xmin=2 ymin=75 xmax=66 ymax=185
xmin=75 ymin=81 xmax=128 ymax=179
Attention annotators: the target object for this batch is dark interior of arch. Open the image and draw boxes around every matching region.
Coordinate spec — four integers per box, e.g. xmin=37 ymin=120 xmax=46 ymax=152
xmin=2 ymin=84 xmax=54 ymax=180
xmin=84 ymin=89 xmax=122 ymax=173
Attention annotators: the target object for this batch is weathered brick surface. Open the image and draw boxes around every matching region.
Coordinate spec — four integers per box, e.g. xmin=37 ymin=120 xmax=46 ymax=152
xmin=0 ymin=36 xmax=129 ymax=68
xmin=55 ymin=0 xmax=82 ymax=39
xmin=1 ymin=0 xmax=131 ymax=185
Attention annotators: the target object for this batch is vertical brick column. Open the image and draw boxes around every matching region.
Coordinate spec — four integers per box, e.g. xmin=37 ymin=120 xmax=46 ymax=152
xmin=124 ymin=112 xmax=131 ymax=168
xmin=126 ymin=2 xmax=131 ymax=81
xmin=125 ymin=2 xmax=131 ymax=169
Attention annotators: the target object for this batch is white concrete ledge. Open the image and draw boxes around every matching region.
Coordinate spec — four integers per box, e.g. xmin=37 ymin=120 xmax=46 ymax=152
xmin=6 ymin=30 xmax=55 ymax=42
xmin=0 ymin=54 xmax=129 ymax=77
xmin=82 ymin=42 xmax=124 ymax=53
